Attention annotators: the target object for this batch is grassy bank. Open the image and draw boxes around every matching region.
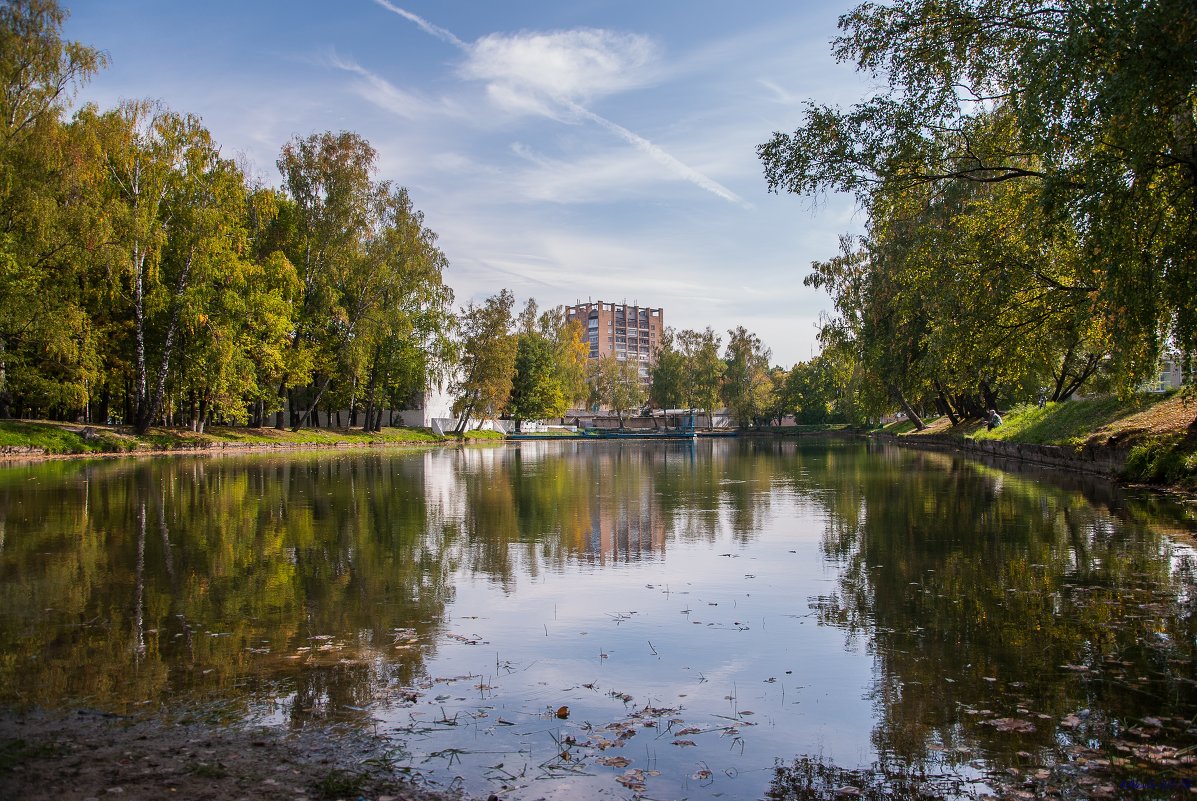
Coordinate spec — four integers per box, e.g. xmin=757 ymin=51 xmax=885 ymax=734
xmin=0 ymin=419 xmax=446 ymax=456
xmin=893 ymin=392 xmax=1197 ymax=489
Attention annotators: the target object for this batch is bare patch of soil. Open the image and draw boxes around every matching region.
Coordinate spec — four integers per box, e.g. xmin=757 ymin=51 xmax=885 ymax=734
xmin=0 ymin=708 xmax=458 ymax=801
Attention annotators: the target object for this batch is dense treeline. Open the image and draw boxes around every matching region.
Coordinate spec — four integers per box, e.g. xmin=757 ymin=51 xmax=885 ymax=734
xmin=759 ymin=0 xmax=1196 ymax=426
xmin=0 ymin=1 xmax=453 ymax=433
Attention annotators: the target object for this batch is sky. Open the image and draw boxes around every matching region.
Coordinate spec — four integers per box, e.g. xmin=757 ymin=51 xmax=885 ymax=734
xmin=63 ymin=1 xmax=870 ymax=367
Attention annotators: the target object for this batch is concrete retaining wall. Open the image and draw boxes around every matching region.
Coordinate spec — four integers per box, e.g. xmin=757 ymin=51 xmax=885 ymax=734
xmin=883 ymin=434 xmax=1130 ymax=477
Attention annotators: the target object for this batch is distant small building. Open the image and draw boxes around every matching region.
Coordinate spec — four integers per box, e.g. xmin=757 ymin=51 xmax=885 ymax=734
xmin=1142 ymin=352 xmax=1188 ymax=393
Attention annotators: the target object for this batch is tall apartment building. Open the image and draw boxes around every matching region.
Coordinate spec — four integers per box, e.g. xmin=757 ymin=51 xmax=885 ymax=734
xmin=564 ymin=301 xmax=664 ymax=383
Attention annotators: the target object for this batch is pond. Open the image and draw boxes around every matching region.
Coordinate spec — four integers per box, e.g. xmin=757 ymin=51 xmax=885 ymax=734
xmin=0 ymin=438 xmax=1195 ymax=799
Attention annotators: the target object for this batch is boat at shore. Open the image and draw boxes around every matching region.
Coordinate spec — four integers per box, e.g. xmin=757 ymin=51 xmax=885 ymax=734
xmin=580 ymin=428 xmax=698 ymax=440
xmin=506 ymin=428 xmax=740 ymax=441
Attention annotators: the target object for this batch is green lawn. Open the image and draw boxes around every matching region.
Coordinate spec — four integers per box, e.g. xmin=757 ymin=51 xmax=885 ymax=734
xmin=0 ymin=420 xmax=445 ymax=455
xmin=971 ymin=396 xmax=1154 ymax=446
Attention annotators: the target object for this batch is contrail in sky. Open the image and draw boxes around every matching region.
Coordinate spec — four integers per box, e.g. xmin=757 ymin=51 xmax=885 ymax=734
xmin=562 ymin=100 xmax=750 ymax=208
xmin=371 ymin=0 xmax=749 ymax=207
xmin=373 ymin=0 xmax=468 ymax=50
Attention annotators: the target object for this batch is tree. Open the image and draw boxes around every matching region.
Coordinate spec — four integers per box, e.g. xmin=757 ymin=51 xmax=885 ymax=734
xmin=722 ymin=326 xmax=772 ymax=429
xmin=96 ymin=100 xmax=250 ymax=433
xmin=588 ymin=354 xmax=645 ymax=428
xmin=506 ymin=300 xmax=587 ymax=430
xmin=783 ymin=356 xmax=841 ymax=425
xmin=542 ymin=305 xmax=589 ymax=412
xmin=759 ymin=0 xmax=1197 ymax=394
xmin=649 ymin=327 xmax=686 ymax=411
xmin=452 ymin=290 xmax=516 ymax=433
xmin=354 ymin=186 xmax=454 ymax=432
xmin=275 ymin=130 xmax=378 ymax=429
xmin=677 ymin=327 xmax=725 ymax=429
xmin=0 ymin=0 xmax=105 ymax=419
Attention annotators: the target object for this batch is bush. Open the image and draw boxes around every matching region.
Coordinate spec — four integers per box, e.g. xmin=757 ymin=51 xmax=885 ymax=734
xmin=1123 ymin=435 xmax=1197 ymax=487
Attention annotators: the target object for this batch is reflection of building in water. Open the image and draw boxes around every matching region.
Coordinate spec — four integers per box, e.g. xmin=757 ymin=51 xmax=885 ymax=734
xmin=422 ymin=449 xmax=467 ymax=528
xmin=580 ymin=447 xmax=668 ymax=563
xmin=584 ymin=499 xmax=666 ymax=563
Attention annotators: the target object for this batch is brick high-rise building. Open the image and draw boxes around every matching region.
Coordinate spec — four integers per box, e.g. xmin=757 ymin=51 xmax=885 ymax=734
xmin=565 ymin=301 xmax=664 ymax=383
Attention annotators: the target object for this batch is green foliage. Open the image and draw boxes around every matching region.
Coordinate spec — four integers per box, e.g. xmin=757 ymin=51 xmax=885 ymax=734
xmin=649 ymin=328 xmax=686 ymax=410
xmin=759 ymin=0 xmax=1197 ymax=410
xmin=782 ymin=355 xmax=844 ymax=424
xmin=0 ymin=6 xmax=453 ymax=430
xmin=722 ymin=326 xmax=772 ymax=428
xmin=1124 ymin=436 xmax=1197 ymax=488
xmin=452 ymin=290 xmax=517 ymax=432
xmin=588 ymin=353 xmax=646 ymax=426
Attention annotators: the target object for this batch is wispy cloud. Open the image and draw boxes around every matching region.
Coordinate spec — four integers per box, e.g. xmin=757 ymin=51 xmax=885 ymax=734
xmin=369 ymin=3 xmax=748 ymax=207
xmin=563 ymin=100 xmax=751 ymax=208
xmin=325 ymin=51 xmax=434 ymax=118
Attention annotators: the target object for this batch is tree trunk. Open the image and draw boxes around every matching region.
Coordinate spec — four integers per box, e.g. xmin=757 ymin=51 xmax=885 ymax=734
xmin=134 ymin=253 xmax=192 ymax=435
xmin=293 ymin=373 xmax=334 ymax=431
xmin=979 ymin=379 xmax=998 ymax=413
xmin=363 ymin=346 xmax=381 ymax=433
xmin=275 ymin=382 xmax=287 ymax=429
xmin=0 ymin=337 xmax=9 ymax=418
xmin=892 ymin=383 xmax=927 ymax=430
xmin=454 ymin=400 xmax=475 ymax=434
xmin=932 ymin=381 xmax=958 ymax=427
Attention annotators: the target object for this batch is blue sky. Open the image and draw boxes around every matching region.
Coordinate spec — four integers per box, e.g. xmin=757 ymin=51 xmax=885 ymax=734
xmin=64 ymin=1 xmax=868 ymax=367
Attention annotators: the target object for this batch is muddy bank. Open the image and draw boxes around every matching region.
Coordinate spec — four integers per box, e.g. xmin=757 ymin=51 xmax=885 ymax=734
xmin=0 ymin=708 xmax=458 ymax=801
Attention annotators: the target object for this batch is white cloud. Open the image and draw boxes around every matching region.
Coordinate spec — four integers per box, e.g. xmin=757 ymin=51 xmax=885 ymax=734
xmin=325 ymin=51 xmax=469 ymax=122
xmin=461 ymin=29 xmax=659 ymax=111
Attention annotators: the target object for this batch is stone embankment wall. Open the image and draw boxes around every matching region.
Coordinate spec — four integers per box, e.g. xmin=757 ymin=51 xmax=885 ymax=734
xmin=881 ymin=434 xmax=1130 ymax=477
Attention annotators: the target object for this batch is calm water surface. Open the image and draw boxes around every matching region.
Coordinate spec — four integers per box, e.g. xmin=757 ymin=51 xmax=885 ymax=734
xmin=1 ymin=439 xmax=1195 ymax=799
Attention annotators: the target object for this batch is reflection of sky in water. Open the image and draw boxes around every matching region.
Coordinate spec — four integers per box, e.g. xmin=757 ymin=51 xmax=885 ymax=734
xmin=243 ymin=442 xmax=882 ymax=799
xmin=1 ymin=440 xmax=1194 ymax=800
xmin=414 ymin=539 xmax=876 ymax=799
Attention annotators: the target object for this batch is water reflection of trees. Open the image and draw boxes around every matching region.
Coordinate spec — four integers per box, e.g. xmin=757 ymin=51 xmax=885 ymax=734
xmin=800 ymin=441 xmax=1197 ymax=783
xmin=0 ymin=453 xmax=457 ymax=723
xmin=0 ymin=442 xmax=793 ymax=721
xmin=446 ymin=439 xmax=790 ymax=583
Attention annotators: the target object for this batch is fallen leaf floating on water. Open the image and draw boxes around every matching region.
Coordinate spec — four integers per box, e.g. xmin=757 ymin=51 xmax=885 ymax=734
xmin=556 ymin=705 xmax=570 ymax=719
xmin=1060 ymin=714 xmax=1082 ymax=729
xmin=672 ymin=739 xmax=697 ymax=747
xmin=596 ymin=756 xmax=631 ymax=768
xmin=983 ymin=717 xmax=1037 ymax=733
